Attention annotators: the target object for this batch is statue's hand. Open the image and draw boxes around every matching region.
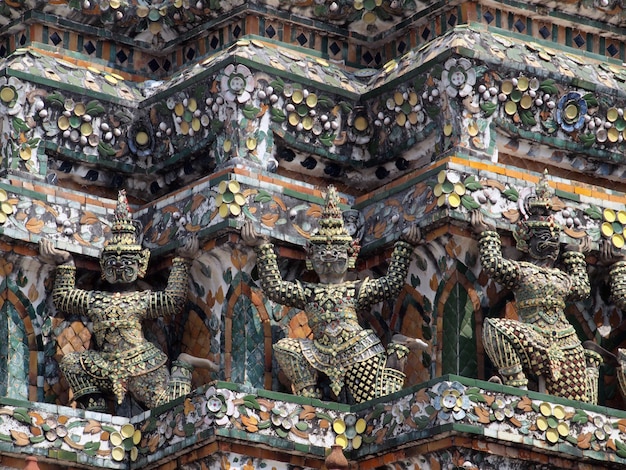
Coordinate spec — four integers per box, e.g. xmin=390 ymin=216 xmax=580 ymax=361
xmin=470 ymin=210 xmax=495 ymax=234
xmin=400 ymin=224 xmax=422 ymax=245
xmin=565 ymin=236 xmax=591 ymax=254
xmin=600 ymin=239 xmax=626 ymax=265
xmin=177 ymin=234 xmax=199 ymax=260
xmin=38 ymin=239 xmax=73 ymax=266
xmin=241 ymin=220 xmax=268 ymax=247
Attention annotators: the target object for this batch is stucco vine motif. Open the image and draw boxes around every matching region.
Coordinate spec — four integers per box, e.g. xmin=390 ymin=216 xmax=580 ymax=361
xmin=0 ymin=404 xmax=139 ymax=465
xmin=136 ymin=381 xmax=626 ymax=462
xmin=7 ymin=29 xmax=626 ymax=189
xmin=1 ymin=380 xmax=626 ymax=465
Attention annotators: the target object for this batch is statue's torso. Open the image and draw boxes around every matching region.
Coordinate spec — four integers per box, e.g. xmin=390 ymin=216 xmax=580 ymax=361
xmin=303 ymin=281 xmax=363 ymax=347
xmin=298 ymin=280 xmax=384 ymax=388
xmin=88 ymin=290 xmax=148 ymax=352
xmin=514 ymin=261 xmax=572 ymax=328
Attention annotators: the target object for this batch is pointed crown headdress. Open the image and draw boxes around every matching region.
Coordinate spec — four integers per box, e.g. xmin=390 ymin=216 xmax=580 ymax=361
xmin=307 ymin=186 xmax=360 ymax=268
xmin=101 ymin=190 xmax=150 ymax=277
xmin=514 ymin=170 xmax=561 ymax=252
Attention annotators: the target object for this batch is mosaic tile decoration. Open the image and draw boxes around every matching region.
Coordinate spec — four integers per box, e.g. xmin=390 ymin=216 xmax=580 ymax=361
xmin=4 ymin=1 xmax=626 ymax=73
xmin=5 ymin=27 xmax=626 ymax=204
xmin=0 ymin=377 xmax=625 ymax=468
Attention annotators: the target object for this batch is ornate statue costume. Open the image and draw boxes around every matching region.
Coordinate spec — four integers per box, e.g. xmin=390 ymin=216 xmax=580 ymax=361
xmin=605 ymin=249 xmax=626 ymax=399
xmin=40 ymin=191 xmax=217 ymax=411
xmin=473 ymin=173 xmax=601 ymax=403
xmin=243 ymin=186 xmax=426 ymax=403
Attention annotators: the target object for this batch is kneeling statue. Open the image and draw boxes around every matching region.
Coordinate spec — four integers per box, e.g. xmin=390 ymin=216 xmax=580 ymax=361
xmin=39 ymin=190 xmax=217 ymax=411
xmin=242 ymin=185 xmax=427 ymax=403
xmin=471 ymin=173 xmax=601 ymax=403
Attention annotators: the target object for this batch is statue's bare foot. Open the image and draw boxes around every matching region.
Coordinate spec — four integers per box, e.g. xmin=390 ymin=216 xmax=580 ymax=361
xmin=391 ymin=334 xmax=428 ymax=351
xmin=178 ymin=353 xmax=219 ymax=372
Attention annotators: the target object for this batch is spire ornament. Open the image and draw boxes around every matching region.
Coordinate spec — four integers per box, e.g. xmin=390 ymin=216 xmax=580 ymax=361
xmin=100 ymin=190 xmax=150 ymax=279
xmin=306 ymin=186 xmax=360 ymax=270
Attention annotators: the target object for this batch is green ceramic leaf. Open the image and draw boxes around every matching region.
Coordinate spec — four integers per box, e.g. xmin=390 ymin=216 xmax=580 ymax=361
xmin=578 ymin=133 xmax=596 ymax=147
xmin=242 ymin=105 xmax=260 ymax=120
xmin=243 ymin=396 xmax=261 ymax=410
xmin=463 ymin=175 xmax=483 ymax=191
xmin=503 ymin=187 xmax=519 ymax=201
xmin=461 ymin=195 xmax=480 ymax=210
xmin=582 ymin=93 xmax=598 ymax=108
xmin=242 ymin=206 xmax=258 ymax=221
xmin=254 ymin=190 xmax=273 ymax=203
xmin=269 ymin=78 xmax=285 ymax=94
xmin=519 ymin=109 xmax=536 ymax=126
xmin=480 ymin=101 xmax=497 ymax=117
xmin=270 ymin=107 xmax=286 ymax=122
xmin=85 ymin=100 xmax=105 ymax=115
xmin=539 ymin=79 xmax=558 ymax=95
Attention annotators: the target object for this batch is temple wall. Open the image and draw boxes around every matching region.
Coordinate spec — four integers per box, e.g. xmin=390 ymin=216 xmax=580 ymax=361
xmin=4 ymin=0 xmax=626 ymax=468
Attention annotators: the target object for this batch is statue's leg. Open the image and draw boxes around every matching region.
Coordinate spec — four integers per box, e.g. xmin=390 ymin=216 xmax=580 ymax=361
xmin=128 ymin=353 xmax=218 ymax=408
xmin=164 ymin=360 xmax=194 ymax=404
xmin=482 ymin=318 xmax=528 ymax=388
xmin=345 ymin=354 xmax=385 ymax=403
xmin=542 ymin=344 xmax=592 ymax=402
xmin=59 ymin=353 xmax=108 ymax=412
xmin=581 ymin=342 xmax=608 ymax=405
xmin=344 ymin=351 xmax=407 ymax=403
xmin=126 ymin=366 xmax=171 ymax=409
xmin=127 ymin=361 xmax=198 ymax=409
xmin=582 ymin=341 xmax=613 ymax=405
xmin=273 ymin=339 xmax=320 ymax=398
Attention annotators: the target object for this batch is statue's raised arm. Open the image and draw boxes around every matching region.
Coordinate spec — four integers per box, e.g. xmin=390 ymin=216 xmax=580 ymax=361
xmin=39 ymin=238 xmax=93 ymax=316
xmin=470 ymin=210 xmax=521 ymax=291
xmin=356 ymin=224 xmax=420 ymax=308
xmin=242 ymin=220 xmax=306 ymax=309
xmin=145 ymin=235 xmax=199 ymax=320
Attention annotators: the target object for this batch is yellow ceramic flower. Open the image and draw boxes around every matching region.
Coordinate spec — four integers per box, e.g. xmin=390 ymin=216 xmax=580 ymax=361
xmin=0 ymin=189 xmax=14 ymax=224
xmin=216 ymin=180 xmax=246 ymax=217
xmin=109 ymin=423 xmax=141 ymax=462
xmin=600 ymin=207 xmax=626 ymax=248
xmin=536 ymin=402 xmax=569 ymax=444
xmin=434 ymin=170 xmax=465 ymax=208
xmin=333 ymin=414 xmax=367 ymax=449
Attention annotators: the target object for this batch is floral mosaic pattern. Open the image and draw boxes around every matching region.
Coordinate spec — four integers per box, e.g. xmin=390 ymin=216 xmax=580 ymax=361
xmin=361 ymin=380 xmax=626 ymax=460
xmin=7 ymin=379 xmax=616 ymax=467
xmin=0 ymin=404 xmax=132 ymax=467
xmin=139 ymin=177 xmax=317 ymax=247
xmin=3 ymin=158 xmax=626 ymax=259
xmin=0 ymin=187 xmax=110 ymax=250
xmin=8 ymin=29 xmax=626 ymax=192
xmin=5 ymin=29 xmax=626 ymax=262
xmin=140 ymin=385 xmax=339 ymax=454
